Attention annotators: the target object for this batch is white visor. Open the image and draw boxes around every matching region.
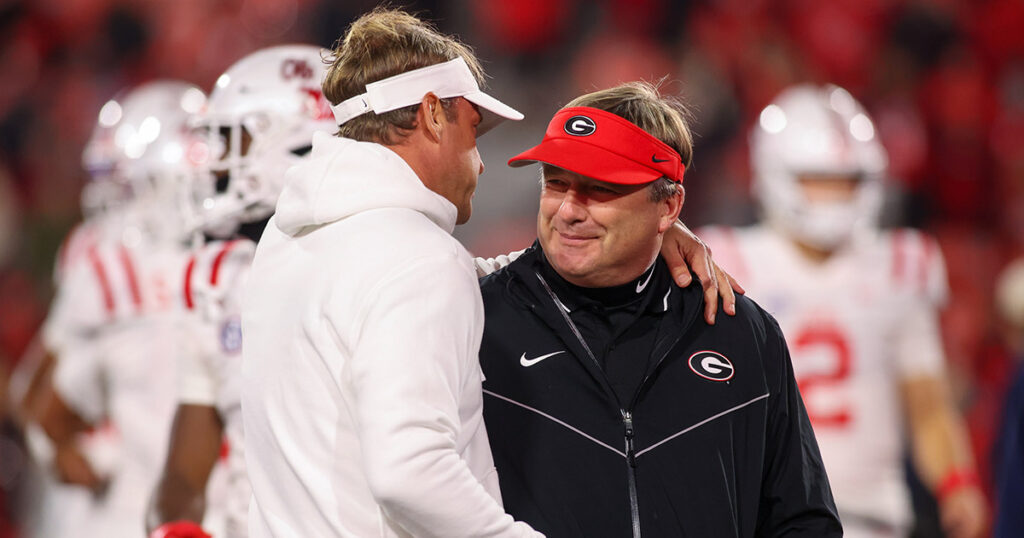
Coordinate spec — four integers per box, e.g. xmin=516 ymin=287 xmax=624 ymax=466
xmin=329 ymin=57 xmax=523 ymax=136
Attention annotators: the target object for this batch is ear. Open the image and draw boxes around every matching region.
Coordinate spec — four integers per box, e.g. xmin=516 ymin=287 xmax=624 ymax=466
xmin=418 ymin=92 xmax=445 ymax=143
xmin=657 ymin=184 xmax=685 ymax=234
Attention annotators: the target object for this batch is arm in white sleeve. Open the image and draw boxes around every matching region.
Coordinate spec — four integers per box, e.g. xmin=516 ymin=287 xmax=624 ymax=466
xmin=895 ymin=235 xmax=951 ymax=379
xmin=474 ymin=249 xmax=526 ymax=278
xmin=898 ymin=297 xmax=985 ymax=533
xmin=340 ymin=254 xmax=541 ymax=538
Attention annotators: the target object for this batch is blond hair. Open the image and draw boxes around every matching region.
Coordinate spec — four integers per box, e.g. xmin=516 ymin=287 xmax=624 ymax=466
xmin=323 ymin=8 xmax=485 ymax=144
xmin=566 ymin=81 xmax=693 ymax=201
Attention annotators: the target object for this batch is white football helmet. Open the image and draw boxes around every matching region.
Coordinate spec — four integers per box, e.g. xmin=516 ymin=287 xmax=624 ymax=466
xmin=186 ymin=44 xmax=335 ymax=236
xmin=80 ymin=123 xmax=124 ymax=221
xmin=750 ymin=84 xmax=888 ymax=250
xmin=83 ymin=80 xmax=207 ymax=241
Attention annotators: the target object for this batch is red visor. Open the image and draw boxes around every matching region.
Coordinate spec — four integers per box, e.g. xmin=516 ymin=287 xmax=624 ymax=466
xmin=508 ymin=106 xmax=684 ymax=185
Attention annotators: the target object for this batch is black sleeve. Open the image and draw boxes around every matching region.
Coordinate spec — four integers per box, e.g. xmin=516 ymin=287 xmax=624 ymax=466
xmin=755 ymin=313 xmax=843 ymax=537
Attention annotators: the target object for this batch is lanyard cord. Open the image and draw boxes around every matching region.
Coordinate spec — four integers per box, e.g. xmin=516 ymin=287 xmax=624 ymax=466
xmin=534 ymin=270 xmax=604 ymax=374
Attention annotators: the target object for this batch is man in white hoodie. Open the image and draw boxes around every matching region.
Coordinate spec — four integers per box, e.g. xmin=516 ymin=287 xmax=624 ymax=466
xmin=239 ymin=9 xmax=541 ymax=538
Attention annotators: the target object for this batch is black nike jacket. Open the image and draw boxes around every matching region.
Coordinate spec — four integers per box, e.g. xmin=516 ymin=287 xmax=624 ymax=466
xmin=478 ymin=246 xmax=841 ymax=537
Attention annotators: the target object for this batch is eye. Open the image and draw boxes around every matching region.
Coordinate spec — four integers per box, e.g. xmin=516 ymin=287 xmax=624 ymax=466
xmin=544 ymin=179 xmax=569 ymax=191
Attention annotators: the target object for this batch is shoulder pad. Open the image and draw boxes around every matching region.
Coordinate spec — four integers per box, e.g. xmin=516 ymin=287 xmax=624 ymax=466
xmin=182 ymin=238 xmax=256 ymax=311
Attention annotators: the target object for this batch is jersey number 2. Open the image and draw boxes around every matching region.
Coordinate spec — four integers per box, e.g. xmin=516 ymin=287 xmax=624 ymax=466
xmin=793 ymin=325 xmax=852 ymax=428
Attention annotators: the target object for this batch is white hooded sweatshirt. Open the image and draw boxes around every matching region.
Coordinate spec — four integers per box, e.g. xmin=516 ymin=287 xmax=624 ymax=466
xmin=241 ymin=132 xmax=541 ymax=538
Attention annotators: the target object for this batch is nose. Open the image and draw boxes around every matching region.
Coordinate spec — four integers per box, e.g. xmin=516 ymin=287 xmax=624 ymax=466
xmin=475 ymin=147 xmax=484 ymax=175
xmin=556 ymin=187 xmax=587 ymax=223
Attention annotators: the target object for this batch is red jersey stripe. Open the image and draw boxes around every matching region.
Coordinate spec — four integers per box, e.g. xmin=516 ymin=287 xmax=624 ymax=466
xmin=87 ymin=245 xmax=116 ymax=316
xmin=183 ymin=255 xmax=197 ymax=310
xmin=209 ymin=239 xmax=239 ymax=286
xmin=118 ymin=245 xmax=143 ymax=312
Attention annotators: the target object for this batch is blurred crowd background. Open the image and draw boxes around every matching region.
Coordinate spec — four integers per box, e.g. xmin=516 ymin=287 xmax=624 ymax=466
xmin=0 ymin=0 xmax=1022 ymax=535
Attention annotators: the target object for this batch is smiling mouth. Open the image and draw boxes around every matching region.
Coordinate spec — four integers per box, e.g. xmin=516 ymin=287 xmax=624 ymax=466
xmin=556 ymin=231 xmax=597 ymax=243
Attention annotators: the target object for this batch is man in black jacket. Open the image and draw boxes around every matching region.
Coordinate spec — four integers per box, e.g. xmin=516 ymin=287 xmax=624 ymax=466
xmin=478 ymin=82 xmax=842 ymax=537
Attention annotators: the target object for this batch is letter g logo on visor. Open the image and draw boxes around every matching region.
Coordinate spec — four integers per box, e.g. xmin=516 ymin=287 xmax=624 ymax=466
xmin=564 ymin=115 xmax=596 ymax=136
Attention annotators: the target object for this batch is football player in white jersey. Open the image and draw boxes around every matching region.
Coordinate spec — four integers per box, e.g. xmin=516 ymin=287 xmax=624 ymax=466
xmin=698 ymin=84 xmax=986 ymax=538
xmin=34 ymin=80 xmax=206 ymax=537
xmin=146 ymin=44 xmax=335 ymax=538
xmin=9 ymin=105 xmax=130 ymax=538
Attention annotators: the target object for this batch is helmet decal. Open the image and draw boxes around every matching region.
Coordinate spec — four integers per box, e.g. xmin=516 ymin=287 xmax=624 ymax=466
xmin=301 ymin=88 xmax=334 ymax=121
xmin=281 ymin=58 xmax=317 ymax=81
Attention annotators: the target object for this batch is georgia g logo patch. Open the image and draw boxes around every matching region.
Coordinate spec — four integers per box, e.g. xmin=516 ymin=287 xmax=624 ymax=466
xmin=220 ymin=317 xmax=243 ymax=355
xmin=564 ymin=115 xmax=596 ymax=136
xmin=688 ymin=351 xmax=734 ymax=382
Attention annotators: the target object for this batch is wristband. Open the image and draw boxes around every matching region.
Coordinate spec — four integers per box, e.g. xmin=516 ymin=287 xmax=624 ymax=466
xmin=150 ymin=521 xmax=212 ymax=538
xmin=936 ymin=468 xmax=980 ymax=502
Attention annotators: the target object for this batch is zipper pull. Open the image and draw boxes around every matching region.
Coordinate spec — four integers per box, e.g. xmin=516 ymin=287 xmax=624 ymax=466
xmin=623 ymin=411 xmax=637 ymax=468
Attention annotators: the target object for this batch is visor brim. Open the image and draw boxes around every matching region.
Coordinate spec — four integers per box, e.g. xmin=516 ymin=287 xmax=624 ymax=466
xmin=464 ymin=91 xmax=524 ymax=136
xmin=508 ymin=138 xmax=664 ymax=185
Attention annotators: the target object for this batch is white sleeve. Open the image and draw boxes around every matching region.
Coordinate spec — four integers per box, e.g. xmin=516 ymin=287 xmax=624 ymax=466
xmin=176 ymin=313 xmax=218 ymax=405
xmin=894 ymin=297 xmax=947 ymax=379
xmin=336 ymin=255 xmax=541 ymax=538
xmin=51 ymin=338 xmax=106 ymax=423
xmin=894 ymin=235 xmax=950 ymax=379
xmin=473 ymin=249 xmax=526 ymax=277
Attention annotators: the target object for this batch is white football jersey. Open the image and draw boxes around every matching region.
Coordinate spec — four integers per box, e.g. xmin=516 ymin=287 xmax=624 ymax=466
xmin=29 ymin=220 xmax=122 ymax=538
xmin=46 ymin=229 xmax=187 ymax=537
xmin=700 ymin=225 xmax=948 ymax=533
xmin=178 ymin=238 xmax=256 ymax=537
